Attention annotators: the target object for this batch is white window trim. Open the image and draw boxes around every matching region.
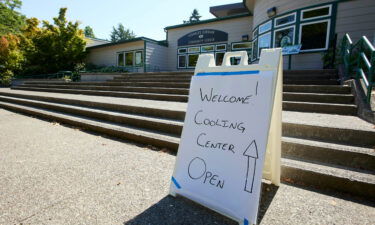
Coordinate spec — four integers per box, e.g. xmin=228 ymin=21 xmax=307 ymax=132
xmin=273 ymin=25 xmax=295 ymax=48
xmin=298 ymin=19 xmax=331 ymax=52
xmin=215 ymin=44 xmax=227 ymax=51
xmin=201 ymin=45 xmax=215 ymax=53
xmin=188 ymin=47 xmax=200 ymax=53
xmin=252 ymin=28 xmax=258 ymax=38
xmin=177 ymin=55 xmax=186 ymax=68
xmin=259 ymin=20 xmax=272 ymax=34
xmin=215 ymin=52 xmax=225 ymax=66
xmin=257 ymin=32 xmax=271 ymax=58
xmin=116 ymin=52 xmax=124 ymax=67
xmin=274 ymin=12 xmax=297 ymax=28
xmin=252 ymin=38 xmax=257 ymax=61
xmin=178 ymin=48 xmax=187 ymax=54
xmin=300 ymin=4 xmax=332 ymax=21
xmin=134 ymin=51 xmax=143 ymax=67
xmin=231 ymin=41 xmax=252 ymax=50
xmin=187 ymin=53 xmax=199 ymax=68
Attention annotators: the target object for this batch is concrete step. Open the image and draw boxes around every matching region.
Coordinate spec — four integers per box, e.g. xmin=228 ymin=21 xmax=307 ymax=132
xmin=283 ymin=69 xmax=337 ymax=75
xmin=283 ymin=122 xmax=375 ymax=148
xmin=283 ymin=92 xmax=354 ymax=104
xmin=281 ymin=158 xmax=375 ymax=199
xmin=12 ymin=86 xmax=189 ymax=102
xmin=283 ymin=85 xmax=351 ymax=94
xmin=113 ymin=78 xmax=192 ymax=83
xmin=282 ymin=137 xmax=375 ymax=171
xmin=0 ymin=95 xmax=184 ymax=136
xmin=283 ymin=79 xmax=339 ymax=85
xmin=19 ymin=85 xmax=354 ymax=104
xmin=0 ymin=101 xmax=180 ymax=150
xmin=283 ymin=101 xmax=357 ymax=116
xmin=21 ymin=84 xmax=190 ymax=95
xmin=0 ymin=91 xmax=186 ymax=120
xmin=0 ymin=98 xmax=373 ymax=199
xmin=23 ymin=82 xmax=351 ymax=94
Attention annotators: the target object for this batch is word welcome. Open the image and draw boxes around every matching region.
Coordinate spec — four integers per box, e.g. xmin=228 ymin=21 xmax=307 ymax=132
xmin=200 ymin=88 xmax=252 ymax=104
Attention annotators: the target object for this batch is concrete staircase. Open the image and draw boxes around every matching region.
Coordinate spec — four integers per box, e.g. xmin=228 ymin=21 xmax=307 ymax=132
xmin=1 ymin=69 xmax=374 ymax=200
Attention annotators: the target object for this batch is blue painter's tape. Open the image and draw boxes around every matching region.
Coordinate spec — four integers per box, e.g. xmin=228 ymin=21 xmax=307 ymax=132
xmin=244 ymin=218 xmax=249 ymax=225
xmin=171 ymin=176 xmax=181 ymax=189
xmin=196 ymin=70 xmax=259 ymax=76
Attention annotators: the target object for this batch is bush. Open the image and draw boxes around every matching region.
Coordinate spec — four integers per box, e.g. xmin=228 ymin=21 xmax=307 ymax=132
xmin=0 ymin=70 xmax=14 ymax=86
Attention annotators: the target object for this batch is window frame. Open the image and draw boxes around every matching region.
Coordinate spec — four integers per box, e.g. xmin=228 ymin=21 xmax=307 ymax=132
xmin=273 ymin=25 xmax=295 ymax=48
xmin=201 ymin=45 xmax=215 ymax=53
xmin=187 ymin=53 xmax=199 ymax=68
xmin=215 ymin=52 xmax=225 ymax=66
xmin=300 ymin=5 xmax=332 ymax=21
xmin=188 ymin=46 xmax=200 ymax=53
xmin=178 ymin=54 xmax=187 ymax=68
xmin=257 ymin=32 xmax=272 ymax=58
xmin=231 ymin=41 xmax=252 ymax=51
xmin=215 ymin=44 xmax=227 ymax=51
xmin=251 ymin=38 xmax=258 ymax=61
xmin=134 ymin=50 xmax=143 ymax=67
xmin=258 ymin=20 xmax=272 ymax=34
xmin=274 ymin=12 xmax=296 ymax=28
xmin=298 ymin=19 xmax=331 ymax=52
xmin=117 ymin=52 xmax=124 ymax=67
xmin=178 ymin=48 xmax=187 ymax=54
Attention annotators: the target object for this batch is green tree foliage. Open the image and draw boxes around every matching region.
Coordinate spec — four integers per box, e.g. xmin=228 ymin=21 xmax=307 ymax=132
xmin=110 ymin=23 xmax=135 ymax=42
xmin=21 ymin=8 xmax=87 ymax=75
xmin=183 ymin=9 xmax=201 ymax=24
xmin=84 ymin=25 xmax=95 ymax=38
xmin=0 ymin=34 xmax=24 ymax=85
xmin=0 ymin=0 xmax=26 ymax=35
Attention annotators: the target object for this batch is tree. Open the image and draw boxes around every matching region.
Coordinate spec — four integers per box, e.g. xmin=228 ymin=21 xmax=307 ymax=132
xmin=183 ymin=9 xmax=201 ymax=24
xmin=110 ymin=23 xmax=135 ymax=42
xmin=0 ymin=34 xmax=24 ymax=85
xmin=21 ymin=8 xmax=86 ymax=74
xmin=84 ymin=26 xmax=95 ymax=38
xmin=0 ymin=0 xmax=26 ymax=35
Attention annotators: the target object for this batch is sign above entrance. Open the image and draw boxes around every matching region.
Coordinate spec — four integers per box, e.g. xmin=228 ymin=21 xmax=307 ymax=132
xmin=178 ymin=29 xmax=228 ymax=46
xmin=282 ymin=44 xmax=302 ymax=55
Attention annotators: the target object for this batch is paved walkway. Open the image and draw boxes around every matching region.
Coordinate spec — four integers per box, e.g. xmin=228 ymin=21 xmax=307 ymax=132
xmin=0 ymin=109 xmax=374 ymax=225
xmin=1 ymin=88 xmax=374 ymax=131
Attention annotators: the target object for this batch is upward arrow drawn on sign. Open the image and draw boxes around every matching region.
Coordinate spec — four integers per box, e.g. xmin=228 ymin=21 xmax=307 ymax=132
xmin=243 ymin=140 xmax=258 ymax=193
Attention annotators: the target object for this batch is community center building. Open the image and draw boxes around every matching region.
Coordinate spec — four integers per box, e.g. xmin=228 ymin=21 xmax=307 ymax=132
xmin=85 ymin=0 xmax=375 ymax=72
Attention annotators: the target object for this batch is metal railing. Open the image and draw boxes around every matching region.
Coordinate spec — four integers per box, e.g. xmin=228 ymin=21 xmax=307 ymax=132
xmin=341 ymin=33 xmax=375 ymax=103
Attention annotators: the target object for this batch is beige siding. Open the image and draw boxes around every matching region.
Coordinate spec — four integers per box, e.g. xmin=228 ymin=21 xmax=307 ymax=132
xmin=146 ymin=42 xmax=169 ymax=72
xmin=283 ymin=53 xmax=323 ymax=70
xmin=166 ymin=16 xmax=253 ymax=71
xmin=86 ymin=41 xmax=144 ymax=67
xmin=253 ymin=0 xmax=332 ymax=28
xmin=336 ymin=0 xmax=375 ymax=43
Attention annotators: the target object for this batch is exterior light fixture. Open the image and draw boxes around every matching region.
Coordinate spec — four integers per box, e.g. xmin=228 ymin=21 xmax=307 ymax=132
xmin=267 ymin=7 xmax=277 ymax=18
xmin=242 ymin=35 xmax=249 ymax=41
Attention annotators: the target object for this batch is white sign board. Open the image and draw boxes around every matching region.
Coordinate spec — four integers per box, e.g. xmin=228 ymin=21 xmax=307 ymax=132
xmin=170 ymin=50 xmax=282 ymax=225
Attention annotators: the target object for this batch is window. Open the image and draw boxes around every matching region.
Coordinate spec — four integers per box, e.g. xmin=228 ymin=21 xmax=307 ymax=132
xmin=275 ymin=13 xmax=296 ymax=27
xmin=259 ymin=21 xmax=272 ymax=34
xmin=135 ymin=51 xmax=143 ymax=67
xmin=232 ymin=42 xmax=252 ymax=50
xmin=178 ymin=48 xmax=187 ymax=54
xmin=216 ymin=44 xmax=226 ymax=51
xmin=125 ymin=52 xmax=134 ymax=66
xmin=178 ymin=55 xmax=186 ymax=68
xmin=188 ymin=54 xmax=199 ymax=67
xmin=274 ymin=26 xmax=295 ymax=48
xmin=215 ymin=52 xmax=225 ymax=66
xmin=252 ymin=28 xmax=258 ymax=38
xmin=252 ymin=39 xmax=258 ymax=61
xmin=299 ymin=20 xmax=330 ymax=51
xmin=117 ymin=53 xmax=124 ymax=66
xmin=201 ymin=45 xmax=214 ymax=52
xmin=188 ymin=47 xmax=200 ymax=53
xmin=258 ymin=32 xmax=271 ymax=57
xmin=301 ymin=5 xmax=331 ymax=20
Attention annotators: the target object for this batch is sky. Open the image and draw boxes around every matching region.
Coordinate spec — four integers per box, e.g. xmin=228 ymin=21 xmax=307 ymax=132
xmin=20 ymin=0 xmax=238 ymax=41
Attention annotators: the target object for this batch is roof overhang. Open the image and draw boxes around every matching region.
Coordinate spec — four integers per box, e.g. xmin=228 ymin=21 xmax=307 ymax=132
xmin=243 ymin=0 xmax=255 ymax=13
xmin=210 ymin=2 xmax=250 ymax=18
